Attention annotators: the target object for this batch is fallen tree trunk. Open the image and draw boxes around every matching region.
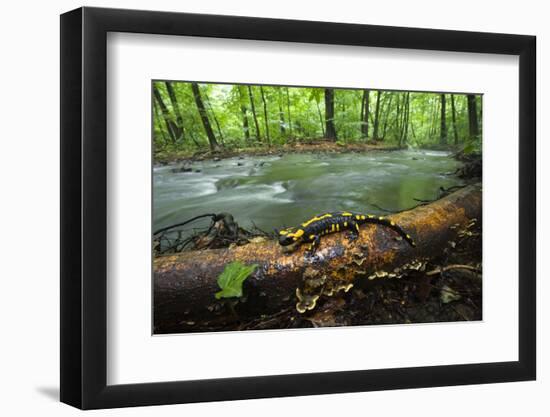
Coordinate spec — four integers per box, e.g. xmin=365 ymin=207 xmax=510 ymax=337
xmin=154 ymin=184 xmax=481 ymax=333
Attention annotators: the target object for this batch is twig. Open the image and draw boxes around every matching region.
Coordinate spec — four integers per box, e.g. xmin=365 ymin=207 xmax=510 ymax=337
xmin=153 ymin=213 xmax=217 ymax=235
xmin=367 ymin=202 xmax=396 ymax=213
xmin=250 ymin=221 xmax=273 ymax=237
xmin=439 ymin=184 xmax=466 ymax=194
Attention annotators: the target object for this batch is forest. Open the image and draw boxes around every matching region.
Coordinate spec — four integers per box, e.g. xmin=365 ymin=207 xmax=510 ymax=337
xmin=153 ymin=81 xmax=482 ymax=161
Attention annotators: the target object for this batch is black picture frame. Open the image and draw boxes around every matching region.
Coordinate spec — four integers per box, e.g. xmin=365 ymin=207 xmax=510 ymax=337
xmin=60 ymin=6 xmax=536 ymax=410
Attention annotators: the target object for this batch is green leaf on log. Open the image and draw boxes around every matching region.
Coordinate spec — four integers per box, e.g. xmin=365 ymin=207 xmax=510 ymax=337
xmin=215 ymin=261 xmax=258 ymax=299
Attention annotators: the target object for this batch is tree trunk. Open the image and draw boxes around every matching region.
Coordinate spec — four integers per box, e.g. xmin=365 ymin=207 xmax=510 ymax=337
xmin=316 ymin=101 xmax=325 ymax=137
xmin=430 ymin=98 xmax=440 ymax=139
xmin=372 ymin=91 xmax=382 ymax=140
xmin=324 ymin=88 xmax=337 ymax=140
xmin=467 ymin=94 xmax=479 ymax=141
xmin=286 ymin=87 xmax=293 ymax=138
xmin=478 ymin=98 xmax=482 ymax=134
xmin=361 ymin=90 xmax=370 ymax=138
xmin=360 ymin=92 xmax=364 ymax=135
xmin=399 ymin=94 xmax=406 ymax=144
xmin=164 ymin=81 xmax=185 ymax=142
xmin=241 ymin=106 xmax=250 ymax=141
xmin=238 ymin=87 xmax=250 ymax=141
xmin=190 ymin=83 xmax=219 ymax=150
xmin=440 ymin=94 xmax=447 ymax=145
xmin=248 ymin=86 xmax=262 ymax=141
xmin=395 ymin=93 xmax=402 ymax=143
xmin=278 ymin=90 xmax=286 ymax=136
xmin=153 ymin=85 xmax=178 ymax=143
xmin=381 ymin=94 xmax=393 ymax=140
xmin=400 ymin=92 xmax=410 ymax=147
xmin=260 ymin=86 xmax=271 ymax=146
xmin=204 ymin=93 xmax=224 ymax=145
xmin=428 ymin=98 xmax=435 ymax=139
xmin=154 ymin=184 xmax=482 ymax=332
xmin=153 ymin=100 xmax=168 ymax=143
xmin=188 ymin=130 xmax=200 ymax=147
xmin=451 ymin=94 xmax=459 ymax=145
xmin=404 ymin=93 xmax=410 ymax=141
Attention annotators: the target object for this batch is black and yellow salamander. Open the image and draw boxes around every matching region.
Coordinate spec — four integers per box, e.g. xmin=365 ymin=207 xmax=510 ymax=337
xmin=278 ymin=211 xmax=415 ymax=253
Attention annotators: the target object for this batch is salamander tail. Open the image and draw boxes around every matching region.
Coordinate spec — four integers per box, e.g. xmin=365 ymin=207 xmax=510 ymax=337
xmin=359 ymin=214 xmax=416 ymax=247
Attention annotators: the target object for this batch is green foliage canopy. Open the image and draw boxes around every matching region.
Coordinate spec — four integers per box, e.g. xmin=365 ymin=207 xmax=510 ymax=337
xmin=153 ymin=81 xmax=482 ymax=156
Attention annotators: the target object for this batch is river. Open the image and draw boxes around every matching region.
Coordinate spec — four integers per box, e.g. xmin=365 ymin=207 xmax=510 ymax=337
xmin=153 ymin=149 xmax=464 ymax=236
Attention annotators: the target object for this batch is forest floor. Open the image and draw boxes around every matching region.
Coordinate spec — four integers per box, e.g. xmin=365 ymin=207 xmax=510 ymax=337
xmin=154 ymin=140 xmax=403 ymax=165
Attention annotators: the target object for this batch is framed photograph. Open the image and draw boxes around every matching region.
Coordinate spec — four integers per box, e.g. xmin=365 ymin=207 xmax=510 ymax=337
xmin=60 ymin=6 xmax=536 ymax=409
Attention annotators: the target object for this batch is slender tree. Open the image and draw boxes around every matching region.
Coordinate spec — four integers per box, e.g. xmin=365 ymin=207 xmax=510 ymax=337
xmin=440 ymin=94 xmax=447 ymax=145
xmin=241 ymin=105 xmax=250 ymax=141
xmin=429 ymin=97 xmax=440 ymax=139
xmin=450 ymin=94 xmax=459 ymax=145
xmin=403 ymin=93 xmax=410 ymax=144
xmin=188 ymin=130 xmax=200 ymax=147
xmin=478 ymin=98 xmax=482 ymax=134
xmin=381 ymin=93 xmax=393 ymax=140
xmin=153 ymin=85 xmax=177 ymax=143
xmin=260 ymin=87 xmax=271 ymax=146
xmin=360 ymin=92 xmax=364 ymax=131
xmin=238 ymin=87 xmax=251 ymax=141
xmin=394 ymin=93 xmax=402 ymax=141
xmin=324 ymin=88 xmax=337 ymax=140
xmin=316 ymin=100 xmax=325 ymax=137
xmin=248 ymin=86 xmax=262 ymax=141
xmin=277 ymin=90 xmax=286 ymax=136
xmin=286 ymin=87 xmax=293 ymax=138
xmin=361 ymin=90 xmax=370 ymax=138
xmin=399 ymin=92 xmax=410 ymax=147
xmin=467 ymin=94 xmax=479 ymax=141
xmin=164 ymin=81 xmax=185 ymax=141
xmin=204 ymin=92 xmax=224 ymax=144
xmin=372 ymin=91 xmax=382 ymax=140
xmin=153 ymin=100 xmax=168 ymax=143
xmin=427 ymin=96 xmax=434 ymax=138
xmin=190 ymin=83 xmax=219 ymax=150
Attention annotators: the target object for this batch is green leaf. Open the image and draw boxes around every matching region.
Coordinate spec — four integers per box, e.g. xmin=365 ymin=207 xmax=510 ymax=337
xmin=215 ymin=261 xmax=258 ymax=300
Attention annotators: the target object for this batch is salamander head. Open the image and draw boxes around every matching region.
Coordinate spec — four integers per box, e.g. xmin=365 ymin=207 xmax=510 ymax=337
xmin=278 ymin=227 xmax=304 ymax=248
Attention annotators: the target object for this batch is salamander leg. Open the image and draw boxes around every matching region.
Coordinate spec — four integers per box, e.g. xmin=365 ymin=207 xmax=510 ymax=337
xmin=305 ymin=235 xmax=321 ymax=256
xmin=346 ymin=220 xmax=360 ymax=242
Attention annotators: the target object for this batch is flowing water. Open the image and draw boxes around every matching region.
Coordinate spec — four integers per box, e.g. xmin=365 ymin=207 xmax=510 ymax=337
xmin=153 ymin=149 xmax=464 ymax=236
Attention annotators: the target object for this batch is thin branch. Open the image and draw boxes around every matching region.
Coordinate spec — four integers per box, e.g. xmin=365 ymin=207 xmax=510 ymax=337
xmin=153 ymin=213 xmax=217 ymax=235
